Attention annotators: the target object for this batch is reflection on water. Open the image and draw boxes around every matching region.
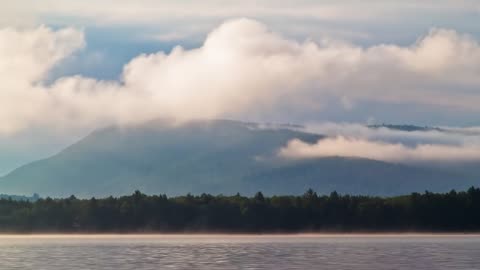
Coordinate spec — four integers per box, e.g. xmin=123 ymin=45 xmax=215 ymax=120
xmin=0 ymin=235 xmax=479 ymax=270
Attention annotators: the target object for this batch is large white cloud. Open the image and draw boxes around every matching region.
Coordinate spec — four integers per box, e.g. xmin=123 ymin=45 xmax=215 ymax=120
xmin=0 ymin=26 xmax=84 ymax=84
xmin=1 ymin=18 xmax=480 ymax=135
xmin=0 ymin=26 xmax=85 ymax=134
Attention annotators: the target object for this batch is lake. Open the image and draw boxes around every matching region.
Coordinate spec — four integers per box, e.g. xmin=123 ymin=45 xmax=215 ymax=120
xmin=1 ymin=234 xmax=479 ymax=269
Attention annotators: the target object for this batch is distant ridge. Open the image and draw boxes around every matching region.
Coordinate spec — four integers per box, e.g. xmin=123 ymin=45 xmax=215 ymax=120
xmin=0 ymin=193 xmax=39 ymax=202
xmin=0 ymin=119 xmax=477 ymax=197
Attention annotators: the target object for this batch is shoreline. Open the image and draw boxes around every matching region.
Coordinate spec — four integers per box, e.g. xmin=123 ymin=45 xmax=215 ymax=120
xmin=1 ymin=232 xmax=480 ymax=238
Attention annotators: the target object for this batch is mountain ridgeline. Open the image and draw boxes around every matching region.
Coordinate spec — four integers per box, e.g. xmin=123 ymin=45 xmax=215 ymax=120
xmin=0 ymin=120 xmax=478 ymax=197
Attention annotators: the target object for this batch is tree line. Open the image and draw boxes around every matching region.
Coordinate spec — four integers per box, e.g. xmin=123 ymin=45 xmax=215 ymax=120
xmin=0 ymin=187 xmax=479 ymax=233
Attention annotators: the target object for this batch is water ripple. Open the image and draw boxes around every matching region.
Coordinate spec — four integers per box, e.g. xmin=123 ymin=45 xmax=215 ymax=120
xmin=0 ymin=235 xmax=479 ymax=270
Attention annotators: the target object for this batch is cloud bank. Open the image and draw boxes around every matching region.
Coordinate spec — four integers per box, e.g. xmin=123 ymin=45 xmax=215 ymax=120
xmin=303 ymin=123 xmax=480 ymax=146
xmin=1 ymin=18 xmax=480 ymax=135
xmin=278 ymin=123 xmax=480 ymax=164
xmin=279 ymin=136 xmax=480 ymax=164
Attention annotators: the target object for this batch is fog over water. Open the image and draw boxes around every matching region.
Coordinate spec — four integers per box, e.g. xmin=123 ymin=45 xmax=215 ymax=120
xmin=1 ymin=235 xmax=479 ymax=270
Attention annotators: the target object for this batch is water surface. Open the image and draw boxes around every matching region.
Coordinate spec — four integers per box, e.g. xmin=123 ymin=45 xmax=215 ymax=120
xmin=1 ymin=234 xmax=479 ymax=269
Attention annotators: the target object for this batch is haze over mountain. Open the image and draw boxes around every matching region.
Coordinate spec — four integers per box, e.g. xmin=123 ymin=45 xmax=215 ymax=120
xmin=0 ymin=119 xmax=478 ymax=198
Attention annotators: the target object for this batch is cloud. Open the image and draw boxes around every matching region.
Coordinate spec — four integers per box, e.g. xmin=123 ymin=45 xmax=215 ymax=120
xmin=1 ymin=18 xmax=480 ymax=135
xmin=4 ymin=0 xmax=479 ymax=27
xmin=303 ymin=122 xmax=480 ymax=146
xmin=0 ymin=26 xmax=85 ymax=83
xmin=278 ymin=122 xmax=480 ymax=164
xmin=3 ymin=0 xmax=478 ymax=49
xmin=3 ymin=0 xmax=479 ymax=67
xmin=0 ymin=26 xmax=85 ymax=134
xmin=279 ymin=136 xmax=480 ymax=164
xmin=0 ymin=0 xmax=372 ymax=31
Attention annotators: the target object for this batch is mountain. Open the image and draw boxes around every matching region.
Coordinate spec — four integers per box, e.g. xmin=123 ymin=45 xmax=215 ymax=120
xmin=0 ymin=193 xmax=39 ymax=202
xmin=0 ymin=119 xmax=477 ymax=197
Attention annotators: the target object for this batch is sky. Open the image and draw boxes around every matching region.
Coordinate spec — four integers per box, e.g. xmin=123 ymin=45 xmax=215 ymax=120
xmin=0 ymin=0 xmax=480 ymax=175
